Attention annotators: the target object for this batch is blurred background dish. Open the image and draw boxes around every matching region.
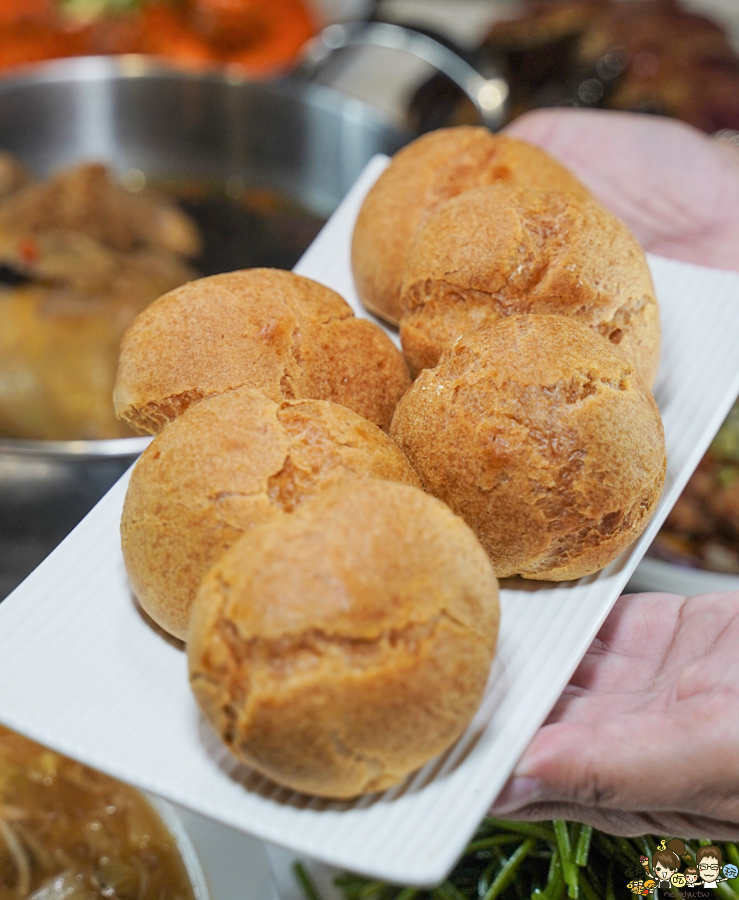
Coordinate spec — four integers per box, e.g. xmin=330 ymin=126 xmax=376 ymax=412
xmin=479 ymin=0 xmax=739 ymax=133
xmin=0 ymin=158 xmax=201 ymax=441
xmin=0 ymin=55 xmax=408 ymax=599
xmin=0 ymin=718 xmax=275 ymax=900
xmin=648 ymin=400 xmax=739 ymax=575
xmin=629 ymin=399 xmax=739 ymax=593
xmin=0 ymin=0 xmax=317 ymax=78
xmin=348 ymin=0 xmax=739 ymax=136
xmin=0 ymin=723 xmax=210 ymax=900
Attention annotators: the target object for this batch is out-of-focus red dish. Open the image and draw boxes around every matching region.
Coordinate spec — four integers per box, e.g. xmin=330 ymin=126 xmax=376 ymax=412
xmin=0 ymin=0 xmax=316 ymax=77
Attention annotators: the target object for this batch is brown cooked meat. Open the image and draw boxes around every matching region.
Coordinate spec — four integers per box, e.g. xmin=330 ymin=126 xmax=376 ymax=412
xmin=0 ymin=161 xmax=201 ymax=440
xmin=0 ymin=151 xmax=28 ymax=198
xmin=0 ymin=163 xmax=201 ymax=257
xmin=484 ymin=0 xmax=739 ymax=134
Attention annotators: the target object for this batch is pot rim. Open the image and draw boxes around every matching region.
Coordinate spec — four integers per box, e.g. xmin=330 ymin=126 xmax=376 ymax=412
xmin=0 ymin=436 xmax=152 ymax=459
xmin=0 ymin=53 xmax=408 ymax=136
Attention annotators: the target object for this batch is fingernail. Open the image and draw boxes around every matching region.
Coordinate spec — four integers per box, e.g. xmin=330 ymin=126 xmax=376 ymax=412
xmin=491 ymin=776 xmax=544 ymax=813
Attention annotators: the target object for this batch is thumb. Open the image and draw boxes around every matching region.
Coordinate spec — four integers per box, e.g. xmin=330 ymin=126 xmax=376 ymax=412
xmin=493 ymin=705 xmax=739 ymax=815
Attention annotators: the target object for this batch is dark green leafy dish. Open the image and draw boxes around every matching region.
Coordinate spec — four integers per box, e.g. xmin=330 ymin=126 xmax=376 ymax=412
xmin=296 ymin=818 xmax=739 ymax=900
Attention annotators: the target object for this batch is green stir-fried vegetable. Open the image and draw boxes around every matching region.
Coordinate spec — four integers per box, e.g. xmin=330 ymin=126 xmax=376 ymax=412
xmin=296 ymin=819 xmax=739 ymax=900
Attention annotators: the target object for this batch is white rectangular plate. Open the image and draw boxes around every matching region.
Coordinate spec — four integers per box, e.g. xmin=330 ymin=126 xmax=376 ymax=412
xmin=1 ymin=157 xmax=739 ymax=888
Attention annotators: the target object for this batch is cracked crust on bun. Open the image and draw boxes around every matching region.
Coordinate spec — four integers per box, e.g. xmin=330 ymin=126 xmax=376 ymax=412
xmin=187 ymin=479 xmax=500 ymax=798
xmin=114 ymin=268 xmax=410 ymax=434
xmin=351 ymin=126 xmax=589 ymax=326
xmin=399 ymin=184 xmax=660 ymax=385
xmin=390 ymin=315 xmax=666 ymax=581
xmin=121 ymin=388 xmax=420 ymax=640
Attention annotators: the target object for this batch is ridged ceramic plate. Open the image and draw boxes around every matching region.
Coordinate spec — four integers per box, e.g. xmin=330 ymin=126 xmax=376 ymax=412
xmin=1 ymin=157 xmax=739 ymax=887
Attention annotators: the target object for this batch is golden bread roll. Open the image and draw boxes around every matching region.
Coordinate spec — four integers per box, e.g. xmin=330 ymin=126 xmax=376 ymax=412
xmin=121 ymin=388 xmax=420 ymax=640
xmin=399 ymin=184 xmax=660 ymax=385
xmin=351 ymin=126 xmax=589 ymax=326
xmin=188 ymin=479 xmax=500 ymax=798
xmin=114 ymin=268 xmax=410 ymax=434
xmin=390 ymin=315 xmax=666 ymax=581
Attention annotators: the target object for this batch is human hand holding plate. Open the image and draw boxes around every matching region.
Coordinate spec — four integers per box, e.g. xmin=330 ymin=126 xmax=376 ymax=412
xmin=506 ymin=108 xmax=739 ymax=273
xmin=493 ymin=591 xmax=739 ymax=838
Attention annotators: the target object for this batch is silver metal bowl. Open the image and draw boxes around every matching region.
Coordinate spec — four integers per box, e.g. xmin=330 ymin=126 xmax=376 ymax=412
xmin=0 ymin=55 xmax=409 ymax=597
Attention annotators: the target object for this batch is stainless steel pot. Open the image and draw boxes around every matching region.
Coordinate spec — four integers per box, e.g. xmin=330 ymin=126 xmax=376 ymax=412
xmin=0 ymin=55 xmax=411 ymax=598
